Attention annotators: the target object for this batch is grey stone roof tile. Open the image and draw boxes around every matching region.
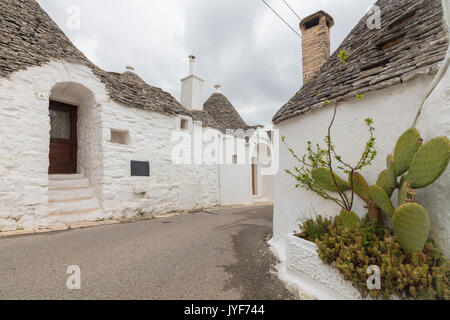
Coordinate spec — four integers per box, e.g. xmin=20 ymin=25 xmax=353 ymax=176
xmin=203 ymin=93 xmax=250 ymax=133
xmin=0 ymin=0 xmax=190 ymax=117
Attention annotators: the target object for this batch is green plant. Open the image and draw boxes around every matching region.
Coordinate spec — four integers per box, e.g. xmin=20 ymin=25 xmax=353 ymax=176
xmin=297 ymin=215 xmax=332 ymax=242
xmin=316 ymin=219 xmax=449 ymax=300
xmin=284 ymin=50 xmax=449 ymax=257
xmin=393 ymin=128 xmax=423 ymax=175
xmin=406 ymin=136 xmax=450 ymax=188
xmin=283 ymin=109 xmax=377 ymax=213
xmin=393 ymin=203 xmax=431 ymax=255
xmin=367 ymin=133 xmax=450 ymax=254
xmin=336 ymin=210 xmax=360 ymax=229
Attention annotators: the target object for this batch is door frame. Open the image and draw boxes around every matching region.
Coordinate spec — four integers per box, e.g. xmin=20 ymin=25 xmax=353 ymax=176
xmin=49 ymin=100 xmax=78 ymax=174
xmin=252 ymin=163 xmax=257 ymax=195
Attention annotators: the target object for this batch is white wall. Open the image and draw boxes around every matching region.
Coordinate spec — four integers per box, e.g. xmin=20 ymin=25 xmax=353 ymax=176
xmin=50 ymin=82 xmax=104 ymax=201
xmin=219 ymin=163 xmax=253 ymax=205
xmin=272 ymin=74 xmax=450 ymax=254
xmin=261 ymin=175 xmax=274 ymax=201
xmin=0 ymin=60 xmax=220 ymax=230
xmin=180 ymin=75 xmax=204 ymax=110
xmin=100 ymin=101 xmax=220 ymax=219
xmin=0 ymin=61 xmax=108 ymax=231
xmin=415 ymin=63 xmax=450 ymax=257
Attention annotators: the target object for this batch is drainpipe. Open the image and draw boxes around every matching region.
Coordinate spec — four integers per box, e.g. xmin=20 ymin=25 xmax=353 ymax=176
xmin=410 ymin=0 xmax=450 ymax=128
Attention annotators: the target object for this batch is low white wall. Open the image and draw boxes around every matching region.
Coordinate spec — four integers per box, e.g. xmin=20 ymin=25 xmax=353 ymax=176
xmin=219 ymin=163 xmax=253 ymax=205
xmin=261 ymin=174 xmax=274 ymax=201
xmin=283 ymin=234 xmax=362 ymax=300
xmin=272 ymin=74 xmax=447 ymax=254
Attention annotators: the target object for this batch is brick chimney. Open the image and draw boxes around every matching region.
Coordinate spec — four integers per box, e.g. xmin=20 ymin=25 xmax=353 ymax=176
xmin=300 ymin=11 xmax=334 ymax=84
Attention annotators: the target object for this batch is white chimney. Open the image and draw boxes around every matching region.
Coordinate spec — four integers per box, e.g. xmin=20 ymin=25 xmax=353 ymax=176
xmin=214 ymin=84 xmax=222 ymax=93
xmin=181 ymin=55 xmax=205 ymax=110
xmin=189 ymin=55 xmax=195 ymax=75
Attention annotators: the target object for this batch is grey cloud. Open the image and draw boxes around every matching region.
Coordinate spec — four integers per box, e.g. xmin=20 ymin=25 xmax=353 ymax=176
xmin=37 ymin=0 xmax=375 ymax=127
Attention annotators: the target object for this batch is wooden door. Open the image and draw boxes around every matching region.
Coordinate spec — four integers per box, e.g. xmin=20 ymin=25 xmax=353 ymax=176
xmin=49 ymin=101 xmax=77 ymax=174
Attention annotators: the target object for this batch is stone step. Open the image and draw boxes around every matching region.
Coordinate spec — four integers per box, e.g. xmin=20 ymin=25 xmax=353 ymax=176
xmin=253 ymin=196 xmax=270 ymax=203
xmin=49 ymin=178 xmax=90 ymax=189
xmin=47 ymin=209 xmax=103 ymax=224
xmin=48 ymin=197 xmax=99 ymax=215
xmin=49 ymin=174 xmax=84 ymax=181
xmin=49 ymin=187 xmax=93 ymax=201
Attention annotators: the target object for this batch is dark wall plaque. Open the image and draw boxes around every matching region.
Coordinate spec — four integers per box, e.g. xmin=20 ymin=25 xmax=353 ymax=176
xmin=131 ymin=161 xmax=150 ymax=177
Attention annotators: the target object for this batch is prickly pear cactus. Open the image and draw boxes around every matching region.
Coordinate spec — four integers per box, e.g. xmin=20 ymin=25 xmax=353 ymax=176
xmin=398 ymin=182 xmax=415 ymax=206
xmin=393 ymin=203 xmax=430 ymax=255
xmin=369 ymin=185 xmax=395 ymax=217
xmin=349 ymin=172 xmax=370 ymax=203
xmin=399 ymin=174 xmax=408 ymax=189
xmin=376 ymin=170 xmax=395 ymax=197
xmin=407 ymin=136 xmax=450 ymax=189
xmin=394 ymin=128 xmax=423 ymax=176
xmin=386 ymin=154 xmax=398 ymax=189
xmin=312 ymin=167 xmax=351 ymax=192
xmin=337 ymin=210 xmax=360 ymax=229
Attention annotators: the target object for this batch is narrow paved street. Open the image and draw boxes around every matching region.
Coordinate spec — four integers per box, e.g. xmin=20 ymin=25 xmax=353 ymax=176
xmin=0 ymin=205 xmax=295 ymax=300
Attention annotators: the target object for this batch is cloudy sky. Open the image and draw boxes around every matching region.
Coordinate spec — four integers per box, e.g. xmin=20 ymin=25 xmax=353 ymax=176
xmin=37 ymin=0 xmax=375 ymax=127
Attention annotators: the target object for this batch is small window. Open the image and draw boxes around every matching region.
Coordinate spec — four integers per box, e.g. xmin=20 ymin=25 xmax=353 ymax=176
xmin=180 ymin=119 xmax=189 ymax=131
xmin=110 ymin=129 xmax=131 ymax=145
xmin=232 ymin=155 xmax=238 ymax=164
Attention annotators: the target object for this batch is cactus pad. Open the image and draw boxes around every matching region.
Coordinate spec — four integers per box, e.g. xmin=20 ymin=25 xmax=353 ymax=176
xmin=407 ymin=136 xmax=450 ymax=189
xmin=349 ymin=172 xmax=370 ymax=203
xmin=376 ymin=170 xmax=394 ymax=197
xmin=399 ymin=174 xmax=408 ymax=189
xmin=393 ymin=203 xmax=430 ymax=255
xmin=398 ymin=182 xmax=415 ymax=206
xmin=394 ymin=128 xmax=422 ymax=176
xmin=337 ymin=210 xmax=360 ymax=229
xmin=386 ymin=154 xmax=398 ymax=189
xmin=369 ymin=185 xmax=395 ymax=217
xmin=311 ymin=167 xmax=351 ymax=192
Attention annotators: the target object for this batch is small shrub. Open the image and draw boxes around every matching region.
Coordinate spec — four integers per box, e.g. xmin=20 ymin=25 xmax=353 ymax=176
xmin=315 ymin=219 xmax=449 ymax=300
xmin=296 ymin=215 xmax=332 ymax=242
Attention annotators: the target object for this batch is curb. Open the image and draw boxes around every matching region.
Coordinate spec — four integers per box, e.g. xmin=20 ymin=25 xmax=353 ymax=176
xmin=0 ymin=220 xmax=120 ymax=238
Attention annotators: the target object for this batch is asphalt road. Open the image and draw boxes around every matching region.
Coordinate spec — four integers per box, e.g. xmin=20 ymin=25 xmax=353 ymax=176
xmin=0 ymin=205 xmax=296 ymax=300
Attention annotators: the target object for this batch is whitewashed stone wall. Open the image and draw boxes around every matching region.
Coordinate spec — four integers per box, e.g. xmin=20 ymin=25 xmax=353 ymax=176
xmin=0 ymin=60 xmax=220 ymax=230
xmin=180 ymin=75 xmax=205 ymax=110
xmin=219 ymin=162 xmax=253 ymax=205
xmin=415 ymin=62 xmax=450 ymax=257
xmin=100 ymin=101 xmax=220 ymax=219
xmin=0 ymin=61 xmax=108 ymax=231
xmin=50 ymin=82 xmax=104 ymax=201
xmin=273 ymin=74 xmax=450 ymax=256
